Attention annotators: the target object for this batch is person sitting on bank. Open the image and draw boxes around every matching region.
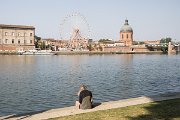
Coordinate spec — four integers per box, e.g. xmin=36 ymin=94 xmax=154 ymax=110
xmin=75 ymin=85 xmax=93 ymax=109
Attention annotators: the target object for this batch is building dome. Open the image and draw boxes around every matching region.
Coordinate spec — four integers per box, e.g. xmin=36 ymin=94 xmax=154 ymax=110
xmin=120 ymin=19 xmax=133 ymax=32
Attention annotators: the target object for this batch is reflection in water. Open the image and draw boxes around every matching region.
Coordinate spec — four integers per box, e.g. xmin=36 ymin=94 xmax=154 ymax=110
xmin=0 ymin=54 xmax=180 ymax=116
xmin=114 ymin=54 xmax=134 ymax=98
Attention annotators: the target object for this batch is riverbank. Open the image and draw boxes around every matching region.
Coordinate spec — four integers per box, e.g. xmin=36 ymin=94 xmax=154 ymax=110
xmin=0 ymin=51 xmax=164 ymax=55
xmin=54 ymin=51 xmax=164 ymax=55
xmin=3 ymin=92 xmax=180 ymax=120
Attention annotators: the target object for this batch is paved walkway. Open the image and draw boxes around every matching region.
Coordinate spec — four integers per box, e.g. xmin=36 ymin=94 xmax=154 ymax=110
xmin=1 ymin=92 xmax=180 ymax=120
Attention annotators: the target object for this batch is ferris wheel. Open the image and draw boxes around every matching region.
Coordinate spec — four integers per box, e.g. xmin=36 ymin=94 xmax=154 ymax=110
xmin=60 ymin=12 xmax=91 ymax=41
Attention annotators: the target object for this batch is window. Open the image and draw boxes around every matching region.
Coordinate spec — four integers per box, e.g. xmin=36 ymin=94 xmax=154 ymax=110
xmin=5 ymin=32 xmax=8 ymax=36
xmin=18 ymin=33 xmax=21 ymax=36
xmin=24 ymin=33 xmax=26 ymax=36
xmin=30 ymin=40 xmax=33 ymax=44
xmin=127 ymin=34 xmax=128 ymax=39
xmin=12 ymin=32 xmax=15 ymax=36
xmin=24 ymin=40 xmax=26 ymax=44
xmin=5 ymin=39 xmax=8 ymax=44
xmin=30 ymin=33 xmax=33 ymax=36
xmin=12 ymin=39 xmax=14 ymax=44
xmin=18 ymin=40 xmax=20 ymax=44
xmin=122 ymin=34 xmax=124 ymax=39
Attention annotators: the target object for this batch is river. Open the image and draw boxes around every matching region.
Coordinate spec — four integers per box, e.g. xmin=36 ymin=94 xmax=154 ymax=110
xmin=0 ymin=54 xmax=180 ymax=116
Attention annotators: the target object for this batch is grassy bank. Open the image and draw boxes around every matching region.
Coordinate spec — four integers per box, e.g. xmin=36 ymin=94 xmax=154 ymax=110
xmin=49 ymin=98 xmax=180 ymax=120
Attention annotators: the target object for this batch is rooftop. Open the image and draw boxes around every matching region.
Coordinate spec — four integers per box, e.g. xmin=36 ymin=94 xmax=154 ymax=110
xmin=120 ymin=19 xmax=133 ymax=32
xmin=0 ymin=24 xmax=35 ymax=29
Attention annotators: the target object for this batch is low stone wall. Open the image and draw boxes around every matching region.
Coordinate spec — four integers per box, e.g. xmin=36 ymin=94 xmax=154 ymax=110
xmin=54 ymin=51 xmax=163 ymax=55
xmin=0 ymin=45 xmax=35 ymax=51
xmin=103 ymin=46 xmax=132 ymax=52
xmin=54 ymin=51 xmax=114 ymax=55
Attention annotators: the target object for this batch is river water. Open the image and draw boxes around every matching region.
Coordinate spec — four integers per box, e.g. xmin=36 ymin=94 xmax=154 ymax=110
xmin=0 ymin=54 xmax=180 ymax=116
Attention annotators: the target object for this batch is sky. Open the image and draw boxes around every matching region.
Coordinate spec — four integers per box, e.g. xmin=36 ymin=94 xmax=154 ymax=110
xmin=0 ymin=0 xmax=180 ymax=41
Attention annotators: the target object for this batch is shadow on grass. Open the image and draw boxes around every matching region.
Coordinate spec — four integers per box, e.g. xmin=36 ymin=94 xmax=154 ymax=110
xmin=128 ymin=93 xmax=180 ymax=120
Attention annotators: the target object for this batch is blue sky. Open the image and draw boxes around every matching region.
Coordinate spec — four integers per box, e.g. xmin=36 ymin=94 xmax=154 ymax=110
xmin=0 ymin=0 xmax=180 ymax=41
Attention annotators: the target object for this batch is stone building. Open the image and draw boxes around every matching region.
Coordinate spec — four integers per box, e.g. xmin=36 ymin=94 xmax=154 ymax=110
xmin=144 ymin=40 xmax=160 ymax=45
xmin=103 ymin=19 xmax=134 ymax=52
xmin=120 ymin=19 xmax=133 ymax=46
xmin=0 ymin=24 xmax=35 ymax=51
xmin=41 ymin=38 xmax=69 ymax=51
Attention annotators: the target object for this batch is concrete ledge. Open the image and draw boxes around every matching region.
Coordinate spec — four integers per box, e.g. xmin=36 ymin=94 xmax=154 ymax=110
xmin=4 ymin=92 xmax=180 ymax=120
xmin=53 ymin=51 xmax=164 ymax=55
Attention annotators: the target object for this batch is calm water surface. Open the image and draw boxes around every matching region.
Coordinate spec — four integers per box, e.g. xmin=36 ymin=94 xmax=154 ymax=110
xmin=0 ymin=54 xmax=180 ymax=116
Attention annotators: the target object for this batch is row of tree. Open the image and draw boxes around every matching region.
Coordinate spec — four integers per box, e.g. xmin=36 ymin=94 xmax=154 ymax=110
xmin=98 ymin=38 xmax=172 ymax=44
xmin=98 ymin=39 xmax=112 ymax=42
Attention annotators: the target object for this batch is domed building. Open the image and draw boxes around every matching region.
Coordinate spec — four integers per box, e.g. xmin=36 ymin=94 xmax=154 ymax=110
xmin=120 ymin=19 xmax=133 ymax=46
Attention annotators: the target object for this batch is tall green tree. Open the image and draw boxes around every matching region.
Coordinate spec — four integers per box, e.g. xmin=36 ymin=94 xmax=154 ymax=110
xmin=160 ymin=37 xmax=172 ymax=44
xmin=41 ymin=41 xmax=46 ymax=50
xmin=34 ymin=35 xmax=41 ymax=48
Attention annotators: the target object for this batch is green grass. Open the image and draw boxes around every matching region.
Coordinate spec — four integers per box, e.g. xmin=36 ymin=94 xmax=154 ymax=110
xmin=48 ymin=98 xmax=180 ymax=120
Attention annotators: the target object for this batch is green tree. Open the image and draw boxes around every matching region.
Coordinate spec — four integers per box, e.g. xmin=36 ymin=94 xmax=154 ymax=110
xmin=98 ymin=39 xmax=112 ymax=43
xmin=99 ymin=46 xmax=103 ymax=51
xmin=139 ymin=42 xmax=145 ymax=45
xmin=160 ymin=37 xmax=172 ymax=44
xmin=34 ymin=35 xmax=41 ymax=48
xmin=133 ymin=41 xmax=144 ymax=45
xmin=41 ymin=41 xmax=46 ymax=50
xmin=159 ymin=37 xmax=171 ymax=53
xmin=87 ymin=44 xmax=93 ymax=51
xmin=161 ymin=46 xmax=168 ymax=53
